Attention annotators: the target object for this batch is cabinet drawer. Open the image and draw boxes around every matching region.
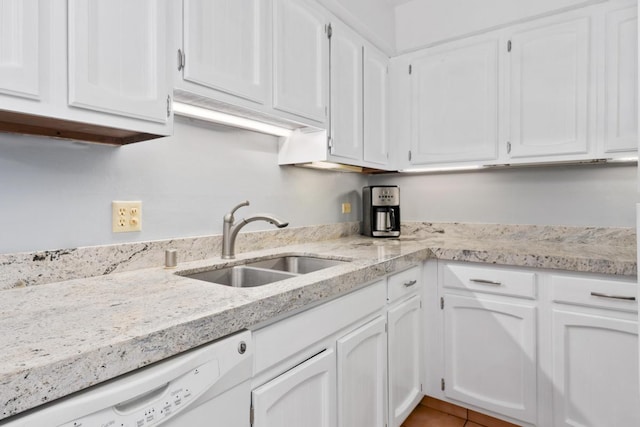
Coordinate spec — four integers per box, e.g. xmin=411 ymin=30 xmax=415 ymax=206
xmin=388 ymin=265 xmax=420 ymax=302
xmin=551 ymin=274 xmax=638 ymax=312
xmin=442 ymin=262 xmax=536 ymax=299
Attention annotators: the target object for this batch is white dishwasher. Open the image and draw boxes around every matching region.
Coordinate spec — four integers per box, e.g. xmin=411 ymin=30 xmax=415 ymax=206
xmin=1 ymin=330 xmax=253 ymax=427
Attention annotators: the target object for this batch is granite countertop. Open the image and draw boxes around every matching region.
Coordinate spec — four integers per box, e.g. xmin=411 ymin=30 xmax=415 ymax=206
xmin=0 ymin=224 xmax=636 ymax=421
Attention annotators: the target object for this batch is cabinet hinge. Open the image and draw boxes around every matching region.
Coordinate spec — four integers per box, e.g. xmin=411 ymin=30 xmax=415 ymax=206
xmin=177 ymin=49 xmax=185 ymax=71
xmin=166 ymin=95 xmax=171 ymax=118
xmin=409 ymin=64 xmax=412 ymax=74
xmin=507 ymin=40 xmax=512 ymax=52
xmin=327 ymin=23 xmax=333 ymax=39
xmin=385 ymin=322 xmax=388 ymax=333
xmin=420 ymin=383 xmax=423 ymax=392
xmin=250 ymin=403 xmax=254 ymax=426
xmin=441 ymin=378 xmax=446 ymax=391
xmin=328 ymin=136 xmax=334 ymax=154
xmin=440 ymin=297 xmax=444 ymax=309
xmin=408 ymin=150 xmax=412 ymax=161
xmin=507 ymin=141 xmax=512 ymax=154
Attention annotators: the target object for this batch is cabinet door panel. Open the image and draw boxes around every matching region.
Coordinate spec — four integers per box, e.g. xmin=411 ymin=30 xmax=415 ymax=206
xmin=553 ymin=310 xmax=640 ymax=427
xmin=337 ymin=315 xmax=387 ymax=427
xmin=0 ymin=0 xmax=39 ymax=99
xmin=388 ymin=295 xmax=422 ymax=427
xmin=68 ymin=0 xmax=168 ymax=123
xmin=364 ymin=46 xmax=389 ymax=166
xmin=252 ymin=349 xmax=336 ymax=427
xmin=509 ymin=16 xmax=591 ymax=158
xmin=330 ymin=22 xmax=363 ymax=161
xmin=604 ymin=4 xmax=637 ymax=153
xmin=273 ymin=0 xmax=327 ymax=123
xmin=444 ymin=294 xmax=536 ymax=423
xmin=410 ymin=37 xmax=499 ymax=164
xmin=183 ymin=0 xmax=267 ymax=104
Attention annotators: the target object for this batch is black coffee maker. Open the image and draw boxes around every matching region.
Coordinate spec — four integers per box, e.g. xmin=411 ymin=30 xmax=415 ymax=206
xmin=362 ymin=186 xmax=401 ymax=237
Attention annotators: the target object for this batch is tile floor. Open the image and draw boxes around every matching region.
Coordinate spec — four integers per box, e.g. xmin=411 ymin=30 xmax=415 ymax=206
xmin=402 ymin=397 xmax=521 ymax=427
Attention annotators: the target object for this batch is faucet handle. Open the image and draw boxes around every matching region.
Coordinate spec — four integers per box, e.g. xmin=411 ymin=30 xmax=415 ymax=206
xmin=228 ymin=200 xmax=250 ymax=218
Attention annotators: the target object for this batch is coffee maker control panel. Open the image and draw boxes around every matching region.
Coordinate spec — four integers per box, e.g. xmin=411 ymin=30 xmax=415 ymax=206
xmin=371 ymin=186 xmax=400 ymax=206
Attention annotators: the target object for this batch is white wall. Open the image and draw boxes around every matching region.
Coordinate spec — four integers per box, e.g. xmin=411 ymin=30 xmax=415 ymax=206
xmin=0 ymin=117 xmax=366 ymax=254
xmin=395 ymin=0 xmax=601 ymax=52
xmin=370 ymin=164 xmax=638 ymax=227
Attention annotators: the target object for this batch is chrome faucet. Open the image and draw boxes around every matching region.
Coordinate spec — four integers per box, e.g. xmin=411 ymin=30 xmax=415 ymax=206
xmin=222 ymin=200 xmax=289 ymax=259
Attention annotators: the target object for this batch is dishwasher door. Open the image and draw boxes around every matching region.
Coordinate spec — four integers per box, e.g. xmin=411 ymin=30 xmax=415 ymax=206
xmin=1 ymin=330 xmax=253 ymax=427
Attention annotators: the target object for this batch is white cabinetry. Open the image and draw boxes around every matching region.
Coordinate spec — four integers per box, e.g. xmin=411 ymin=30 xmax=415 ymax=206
xmin=363 ymin=46 xmax=390 ymax=166
xmin=508 ymin=12 xmax=593 ymax=160
xmin=273 ymin=0 xmax=328 ymax=124
xmin=329 ymin=20 xmax=363 ymax=162
xmin=252 ymin=349 xmax=336 ymax=427
xmin=68 ymin=0 xmax=170 ymax=123
xmin=337 ymin=316 xmax=387 ymax=427
xmin=602 ymin=1 xmax=638 ymax=155
xmin=440 ymin=263 xmax=537 ymax=424
xmin=0 ymin=0 xmax=39 ymax=100
xmin=180 ymin=0 xmax=268 ymax=104
xmin=387 ymin=266 xmax=423 ymax=427
xmin=550 ymin=274 xmax=640 ymax=427
xmin=407 ymin=34 xmax=500 ymax=166
xmin=0 ymin=0 xmax=172 ymax=144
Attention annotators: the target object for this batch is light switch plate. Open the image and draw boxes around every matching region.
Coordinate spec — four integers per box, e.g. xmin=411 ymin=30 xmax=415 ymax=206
xmin=341 ymin=203 xmax=351 ymax=214
xmin=112 ymin=201 xmax=142 ymax=233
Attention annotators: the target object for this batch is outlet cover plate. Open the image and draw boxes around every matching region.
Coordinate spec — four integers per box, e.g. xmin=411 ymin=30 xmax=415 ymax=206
xmin=112 ymin=201 xmax=142 ymax=233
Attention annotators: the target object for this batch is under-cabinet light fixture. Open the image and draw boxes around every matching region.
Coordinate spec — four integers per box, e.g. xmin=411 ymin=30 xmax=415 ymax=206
xmin=297 ymin=161 xmax=364 ymax=173
xmin=607 ymin=156 xmax=638 ymax=163
xmin=173 ymin=102 xmax=294 ymax=137
xmin=399 ymin=165 xmax=485 ymax=174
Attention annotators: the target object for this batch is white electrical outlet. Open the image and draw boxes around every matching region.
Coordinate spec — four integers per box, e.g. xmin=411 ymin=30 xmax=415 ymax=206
xmin=112 ymin=201 xmax=142 ymax=233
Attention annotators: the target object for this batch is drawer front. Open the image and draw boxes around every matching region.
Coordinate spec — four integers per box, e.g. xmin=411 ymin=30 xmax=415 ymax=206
xmin=552 ymin=274 xmax=638 ymax=312
xmin=442 ymin=262 xmax=537 ymax=299
xmin=388 ymin=265 xmax=421 ymax=302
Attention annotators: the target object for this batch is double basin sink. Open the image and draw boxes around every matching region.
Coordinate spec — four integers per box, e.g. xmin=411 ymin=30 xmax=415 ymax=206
xmin=179 ymin=256 xmax=349 ymax=288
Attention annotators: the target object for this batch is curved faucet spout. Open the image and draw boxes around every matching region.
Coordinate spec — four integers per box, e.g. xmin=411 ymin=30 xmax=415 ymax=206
xmin=221 ymin=202 xmax=289 ymax=259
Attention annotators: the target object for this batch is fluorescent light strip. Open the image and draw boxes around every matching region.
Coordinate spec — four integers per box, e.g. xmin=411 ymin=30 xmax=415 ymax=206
xmin=173 ymin=102 xmax=293 ymax=137
xmin=399 ymin=165 xmax=485 ymax=173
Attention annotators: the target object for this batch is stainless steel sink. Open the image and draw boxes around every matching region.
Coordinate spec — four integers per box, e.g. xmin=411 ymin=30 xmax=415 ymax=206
xmin=183 ymin=265 xmax=297 ymax=287
xmin=179 ymin=256 xmax=349 ymax=288
xmin=245 ymin=256 xmax=347 ymax=274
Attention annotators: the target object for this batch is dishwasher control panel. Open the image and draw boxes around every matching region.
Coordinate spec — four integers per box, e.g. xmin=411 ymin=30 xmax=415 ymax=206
xmin=59 ymin=359 xmax=220 ymax=427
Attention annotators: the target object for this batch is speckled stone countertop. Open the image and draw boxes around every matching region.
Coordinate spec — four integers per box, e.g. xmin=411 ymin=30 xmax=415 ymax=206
xmin=0 ymin=222 xmax=636 ymax=421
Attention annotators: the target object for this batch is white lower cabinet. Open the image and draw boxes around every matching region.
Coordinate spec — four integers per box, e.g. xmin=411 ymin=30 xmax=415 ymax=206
xmin=252 ymin=348 xmax=336 ymax=427
xmin=550 ymin=274 xmax=640 ymax=427
xmin=388 ymin=294 xmax=423 ymax=427
xmin=427 ymin=260 xmax=639 ymax=427
xmin=337 ymin=315 xmax=387 ymax=427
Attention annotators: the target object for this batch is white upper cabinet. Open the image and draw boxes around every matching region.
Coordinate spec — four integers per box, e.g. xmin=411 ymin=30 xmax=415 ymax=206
xmin=273 ymin=0 xmax=328 ymax=124
xmin=0 ymin=0 xmax=39 ymax=100
xmin=68 ymin=0 xmax=170 ymax=124
xmin=507 ymin=12 xmax=593 ymax=160
xmin=329 ymin=20 xmax=363 ymax=161
xmin=363 ymin=45 xmax=390 ymax=166
xmin=602 ymin=1 xmax=637 ymax=155
xmin=181 ymin=0 xmax=268 ymax=104
xmin=408 ymin=34 xmax=500 ymax=165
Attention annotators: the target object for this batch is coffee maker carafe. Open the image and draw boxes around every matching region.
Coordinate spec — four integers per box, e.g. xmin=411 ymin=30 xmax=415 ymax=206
xmin=362 ymin=186 xmax=401 ymax=237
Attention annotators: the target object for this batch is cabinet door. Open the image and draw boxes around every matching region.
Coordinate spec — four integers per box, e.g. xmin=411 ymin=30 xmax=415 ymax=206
xmin=252 ymin=349 xmax=336 ymax=427
xmin=273 ymin=0 xmax=328 ymax=124
xmin=183 ymin=0 xmax=267 ymax=104
xmin=603 ymin=3 xmax=637 ymax=154
xmin=330 ymin=21 xmax=363 ymax=161
xmin=364 ymin=46 xmax=390 ymax=167
xmin=443 ymin=294 xmax=537 ymax=423
xmin=68 ymin=0 xmax=169 ymax=123
xmin=388 ymin=295 xmax=422 ymax=427
xmin=552 ymin=309 xmax=640 ymax=426
xmin=337 ymin=315 xmax=387 ymax=427
xmin=0 ymin=0 xmax=39 ymax=100
xmin=508 ymin=15 xmax=592 ymax=159
xmin=409 ymin=36 xmax=499 ymax=165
